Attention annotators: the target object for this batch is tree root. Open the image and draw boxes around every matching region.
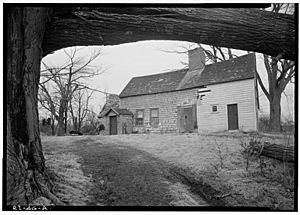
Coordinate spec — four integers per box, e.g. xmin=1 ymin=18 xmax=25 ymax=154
xmin=215 ymin=193 xmax=231 ymax=199
xmin=32 ymin=170 xmax=66 ymax=206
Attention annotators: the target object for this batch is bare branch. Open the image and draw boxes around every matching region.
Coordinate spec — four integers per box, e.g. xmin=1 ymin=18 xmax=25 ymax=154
xmin=263 ymin=55 xmax=273 ymax=78
xmin=40 ymin=47 xmax=105 ymax=135
xmin=216 ymin=47 xmax=226 ymax=61
xmin=227 ymin=48 xmax=234 ymax=59
xmin=280 ymin=67 xmax=295 ymax=92
xmin=256 ymin=71 xmax=270 ymax=101
xmin=277 ymin=60 xmax=295 ymax=87
xmin=74 ymin=83 xmax=109 ymax=95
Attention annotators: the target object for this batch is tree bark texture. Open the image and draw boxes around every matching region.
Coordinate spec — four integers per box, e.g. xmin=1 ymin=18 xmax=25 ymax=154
xmin=57 ymin=100 xmax=66 ymax=136
xmin=6 ymin=7 xmax=63 ymax=206
xmin=261 ymin=142 xmax=294 ymax=163
xmin=43 ymin=7 xmax=295 ymax=60
xmin=269 ymin=92 xmax=282 ymax=132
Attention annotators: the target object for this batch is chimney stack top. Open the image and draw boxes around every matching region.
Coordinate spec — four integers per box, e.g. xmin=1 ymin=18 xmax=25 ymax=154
xmin=188 ymin=47 xmax=205 ymax=72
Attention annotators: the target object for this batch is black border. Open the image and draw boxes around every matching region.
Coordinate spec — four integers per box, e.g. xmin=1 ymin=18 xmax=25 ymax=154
xmin=3 ymin=3 xmax=8 ymax=212
xmin=293 ymin=3 xmax=299 ymax=213
xmin=3 ymin=3 xmax=271 ymax=8
xmin=2 ymin=3 xmax=298 ymax=212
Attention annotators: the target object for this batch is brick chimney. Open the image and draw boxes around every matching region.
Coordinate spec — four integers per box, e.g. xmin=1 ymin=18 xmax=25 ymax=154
xmin=188 ymin=47 xmax=205 ymax=72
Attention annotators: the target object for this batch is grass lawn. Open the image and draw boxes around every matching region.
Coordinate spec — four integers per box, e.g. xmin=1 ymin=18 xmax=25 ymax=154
xmin=109 ymin=132 xmax=295 ymax=210
xmin=42 ymin=132 xmax=295 ymax=209
xmin=42 ymin=136 xmax=208 ymax=206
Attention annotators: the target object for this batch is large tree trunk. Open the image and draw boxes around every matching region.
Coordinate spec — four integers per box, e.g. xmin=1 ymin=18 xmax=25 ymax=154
xmin=43 ymin=7 xmax=295 ymax=60
xmin=6 ymin=7 xmax=62 ymax=206
xmin=261 ymin=142 xmax=294 ymax=163
xmin=269 ymin=92 xmax=282 ymax=132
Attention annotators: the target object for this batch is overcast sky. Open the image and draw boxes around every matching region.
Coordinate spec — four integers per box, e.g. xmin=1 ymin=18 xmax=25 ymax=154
xmin=41 ymin=40 xmax=294 ymax=122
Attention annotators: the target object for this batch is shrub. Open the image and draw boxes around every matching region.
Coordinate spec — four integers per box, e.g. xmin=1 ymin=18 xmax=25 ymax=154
xmin=282 ymin=120 xmax=295 ymax=134
xmin=240 ymin=134 xmax=294 ymax=191
xmin=259 ymin=114 xmax=295 ymax=134
xmin=258 ymin=115 xmax=270 ymax=133
xmin=81 ymin=124 xmax=98 ymax=135
xmin=39 ymin=123 xmax=53 ymax=136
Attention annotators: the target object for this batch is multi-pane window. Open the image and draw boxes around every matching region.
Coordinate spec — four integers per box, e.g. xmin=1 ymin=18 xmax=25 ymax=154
xmin=136 ymin=109 xmax=144 ymax=126
xmin=150 ymin=108 xmax=159 ymax=127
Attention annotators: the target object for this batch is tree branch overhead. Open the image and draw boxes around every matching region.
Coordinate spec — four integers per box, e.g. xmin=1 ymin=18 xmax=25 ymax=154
xmin=43 ymin=7 xmax=295 ymax=60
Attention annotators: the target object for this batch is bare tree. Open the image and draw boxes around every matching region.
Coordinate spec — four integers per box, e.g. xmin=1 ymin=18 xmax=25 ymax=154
xmin=204 ymin=46 xmax=237 ymax=63
xmin=257 ymin=55 xmax=295 ymax=132
xmin=256 ymin=3 xmax=295 ymax=132
xmin=159 ymin=43 xmax=238 ymax=70
xmin=38 ymin=83 xmax=59 ymax=135
xmin=81 ymin=108 xmax=100 ymax=135
xmin=69 ymin=89 xmax=94 ymax=132
xmin=39 ymin=47 xmax=103 ymax=135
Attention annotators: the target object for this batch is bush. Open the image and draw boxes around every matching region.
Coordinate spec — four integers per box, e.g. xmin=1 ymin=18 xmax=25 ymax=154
xmin=240 ymin=134 xmax=294 ymax=191
xmin=81 ymin=124 xmax=98 ymax=135
xmin=258 ymin=115 xmax=270 ymax=133
xmin=39 ymin=123 xmax=53 ymax=136
xmin=282 ymin=120 xmax=295 ymax=134
xmin=259 ymin=114 xmax=295 ymax=134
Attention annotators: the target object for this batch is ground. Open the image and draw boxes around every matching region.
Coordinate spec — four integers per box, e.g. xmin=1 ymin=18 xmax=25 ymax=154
xmin=41 ymin=132 xmax=295 ymax=209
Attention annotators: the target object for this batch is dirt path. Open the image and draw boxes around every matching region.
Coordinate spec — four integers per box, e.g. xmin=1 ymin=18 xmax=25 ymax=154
xmin=43 ymin=134 xmax=294 ymax=209
xmin=43 ymin=136 xmax=209 ymax=206
xmin=74 ymin=141 xmax=173 ymax=206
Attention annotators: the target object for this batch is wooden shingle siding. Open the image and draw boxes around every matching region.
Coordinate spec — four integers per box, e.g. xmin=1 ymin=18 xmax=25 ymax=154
xmin=197 ymin=79 xmax=257 ymax=132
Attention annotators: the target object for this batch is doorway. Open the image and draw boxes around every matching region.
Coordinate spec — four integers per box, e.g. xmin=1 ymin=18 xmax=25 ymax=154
xmin=110 ymin=116 xmax=118 ymax=135
xmin=227 ymin=104 xmax=239 ymax=130
xmin=178 ymin=105 xmax=196 ymax=133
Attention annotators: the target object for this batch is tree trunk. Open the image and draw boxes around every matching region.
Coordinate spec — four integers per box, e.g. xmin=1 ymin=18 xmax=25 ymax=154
xmin=78 ymin=120 xmax=82 ymax=133
xmin=6 ymin=7 xmax=63 ymax=206
xmin=51 ymin=119 xmax=56 ymax=136
xmin=269 ymin=93 xmax=282 ymax=132
xmin=261 ymin=142 xmax=294 ymax=163
xmin=64 ymin=105 xmax=68 ymax=134
xmin=74 ymin=117 xmax=78 ymax=131
xmin=57 ymin=103 xmax=65 ymax=136
xmin=42 ymin=7 xmax=295 ymax=60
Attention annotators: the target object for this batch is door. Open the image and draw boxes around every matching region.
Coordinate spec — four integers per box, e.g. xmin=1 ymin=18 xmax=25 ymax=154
xmin=178 ymin=106 xmax=194 ymax=133
xmin=110 ymin=116 xmax=117 ymax=135
xmin=227 ymin=104 xmax=239 ymax=130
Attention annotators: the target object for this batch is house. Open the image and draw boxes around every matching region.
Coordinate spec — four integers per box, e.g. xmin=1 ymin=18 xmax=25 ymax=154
xmin=99 ymin=107 xmax=133 ymax=135
xmin=118 ymin=48 xmax=259 ymax=134
xmin=98 ymin=94 xmax=134 ymax=135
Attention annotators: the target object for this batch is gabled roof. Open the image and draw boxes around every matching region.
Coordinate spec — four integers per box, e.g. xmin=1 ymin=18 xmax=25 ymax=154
xmin=99 ymin=108 xmax=133 ymax=118
xmin=119 ymin=53 xmax=256 ymax=98
xmin=120 ymin=69 xmax=188 ymax=98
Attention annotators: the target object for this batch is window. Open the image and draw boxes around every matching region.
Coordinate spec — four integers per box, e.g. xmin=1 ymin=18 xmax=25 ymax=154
xmin=211 ymin=105 xmax=218 ymax=113
xmin=150 ymin=108 xmax=159 ymax=127
xmin=136 ymin=109 xmax=144 ymax=126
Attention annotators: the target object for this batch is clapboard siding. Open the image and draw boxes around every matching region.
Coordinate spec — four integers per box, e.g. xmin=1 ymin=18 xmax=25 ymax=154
xmin=197 ymin=79 xmax=257 ymax=132
xmin=120 ymin=79 xmax=257 ymax=133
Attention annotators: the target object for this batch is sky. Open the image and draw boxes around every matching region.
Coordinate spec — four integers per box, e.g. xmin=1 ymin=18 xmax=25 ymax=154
xmin=41 ymin=40 xmax=295 ymax=122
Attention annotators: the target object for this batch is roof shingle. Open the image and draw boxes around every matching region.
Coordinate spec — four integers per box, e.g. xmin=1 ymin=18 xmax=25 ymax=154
xmin=119 ymin=53 xmax=256 ymax=98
